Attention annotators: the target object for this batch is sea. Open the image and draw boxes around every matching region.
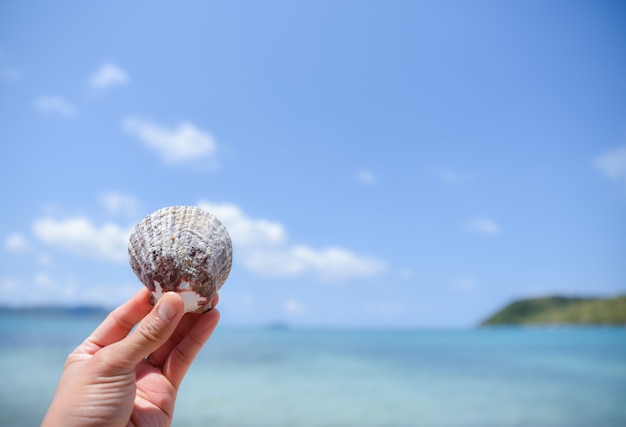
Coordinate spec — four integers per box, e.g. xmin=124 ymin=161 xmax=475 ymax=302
xmin=1 ymin=313 xmax=625 ymax=427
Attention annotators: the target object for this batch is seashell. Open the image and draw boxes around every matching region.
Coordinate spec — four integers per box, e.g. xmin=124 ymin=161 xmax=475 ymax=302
xmin=128 ymin=205 xmax=232 ymax=313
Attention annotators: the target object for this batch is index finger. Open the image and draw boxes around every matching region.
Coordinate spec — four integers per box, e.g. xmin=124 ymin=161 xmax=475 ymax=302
xmin=81 ymin=287 xmax=153 ymax=353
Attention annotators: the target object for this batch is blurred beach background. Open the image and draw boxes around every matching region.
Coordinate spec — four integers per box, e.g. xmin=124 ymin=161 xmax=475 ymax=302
xmin=1 ymin=1 xmax=625 ymax=425
xmin=2 ymin=313 xmax=625 ymax=426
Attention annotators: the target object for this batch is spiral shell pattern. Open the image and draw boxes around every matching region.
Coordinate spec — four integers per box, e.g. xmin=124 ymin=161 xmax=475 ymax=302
xmin=128 ymin=206 xmax=232 ymax=313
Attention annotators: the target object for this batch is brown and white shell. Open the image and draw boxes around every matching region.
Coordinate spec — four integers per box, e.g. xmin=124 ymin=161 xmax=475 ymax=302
xmin=128 ymin=205 xmax=232 ymax=313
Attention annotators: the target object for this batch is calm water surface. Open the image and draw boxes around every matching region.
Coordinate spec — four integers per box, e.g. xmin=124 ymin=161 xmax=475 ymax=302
xmin=1 ymin=314 xmax=625 ymax=427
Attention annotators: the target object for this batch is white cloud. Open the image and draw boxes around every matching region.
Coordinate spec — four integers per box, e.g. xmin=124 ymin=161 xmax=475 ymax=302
xmin=464 ymin=217 xmax=500 ymax=235
xmin=124 ymin=117 xmax=217 ymax=164
xmin=198 ymin=201 xmax=286 ymax=247
xmin=283 ymin=297 xmax=304 ymax=315
xmin=32 ymin=216 xmax=131 ymax=263
xmin=99 ymin=192 xmax=139 ymax=217
xmin=34 ymin=96 xmax=77 ymax=117
xmin=450 ymin=277 xmax=478 ymax=292
xmin=428 ymin=167 xmax=472 ymax=184
xmin=0 ymin=277 xmax=21 ymax=293
xmin=593 ymin=146 xmax=626 ymax=180
xmin=356 ymin=169 xmax=377 ymax=185
xmin=1 ymin=273 xmax=135 ymax=307
xmin=5 ymin=233 xmax=32 ymax=253
xmin=197 ymin=200 xmax=388 ymax=282
xmin=244 ymin=245 xmax=388 ymax=281
xmin=34 ymin=272 xmax=57 ymax=290
xmin=0 ymin=276 xmax=63 ymax=306
xmin=89 ymin=63 xmax=129 ymax=89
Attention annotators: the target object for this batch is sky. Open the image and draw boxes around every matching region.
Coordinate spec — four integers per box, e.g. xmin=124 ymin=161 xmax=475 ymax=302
xmin=1 ymin=0 xmax=625 ymax=328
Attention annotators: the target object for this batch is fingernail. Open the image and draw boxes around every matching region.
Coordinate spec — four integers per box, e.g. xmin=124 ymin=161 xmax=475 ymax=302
xmin=157 ymin=292 xmax=179 ymax=321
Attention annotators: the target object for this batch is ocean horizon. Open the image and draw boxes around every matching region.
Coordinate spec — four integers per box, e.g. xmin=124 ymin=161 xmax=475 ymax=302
xmin=1 ymin=312 xmax=625 ymax=427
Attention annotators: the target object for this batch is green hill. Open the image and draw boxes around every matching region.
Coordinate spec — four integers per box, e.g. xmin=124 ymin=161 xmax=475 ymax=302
xmin=481 ymin=295 xmax=626 ymax=326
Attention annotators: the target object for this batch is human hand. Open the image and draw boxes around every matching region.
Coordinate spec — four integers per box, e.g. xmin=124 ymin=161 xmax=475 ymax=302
xmin=42 ymin=287 xmax=219 ymax=427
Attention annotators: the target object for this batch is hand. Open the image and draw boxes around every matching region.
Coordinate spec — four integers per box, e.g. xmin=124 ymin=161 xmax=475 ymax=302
xmin=42 ymin=288 xmax=219 ymax=427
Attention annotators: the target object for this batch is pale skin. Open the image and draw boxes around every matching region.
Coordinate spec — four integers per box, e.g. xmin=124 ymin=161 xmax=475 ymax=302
xmin=42 ymin=288 xmax=220 ymax=427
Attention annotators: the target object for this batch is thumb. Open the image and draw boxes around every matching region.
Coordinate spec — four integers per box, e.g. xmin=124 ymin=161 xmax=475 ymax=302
xmin=103 ymin=292 xmax=184 ymax=370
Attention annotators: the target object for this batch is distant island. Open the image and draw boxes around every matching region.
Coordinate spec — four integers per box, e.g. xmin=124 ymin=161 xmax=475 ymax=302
xmin=0 ymin=305 xmax=109 ymax=317
xmin=2 ymin=296 xmax=625 ymax=326
xmin=481 ymin=295 xmax=626 ymax=326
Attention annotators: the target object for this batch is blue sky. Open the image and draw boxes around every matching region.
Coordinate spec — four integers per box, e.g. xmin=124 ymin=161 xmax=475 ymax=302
xmin=1 ymin=0 xmax=625 ymax=327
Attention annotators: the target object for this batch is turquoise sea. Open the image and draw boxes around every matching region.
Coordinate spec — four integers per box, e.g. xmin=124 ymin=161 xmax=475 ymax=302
xmin=1 ymin=313 xmax=625 ymax=427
